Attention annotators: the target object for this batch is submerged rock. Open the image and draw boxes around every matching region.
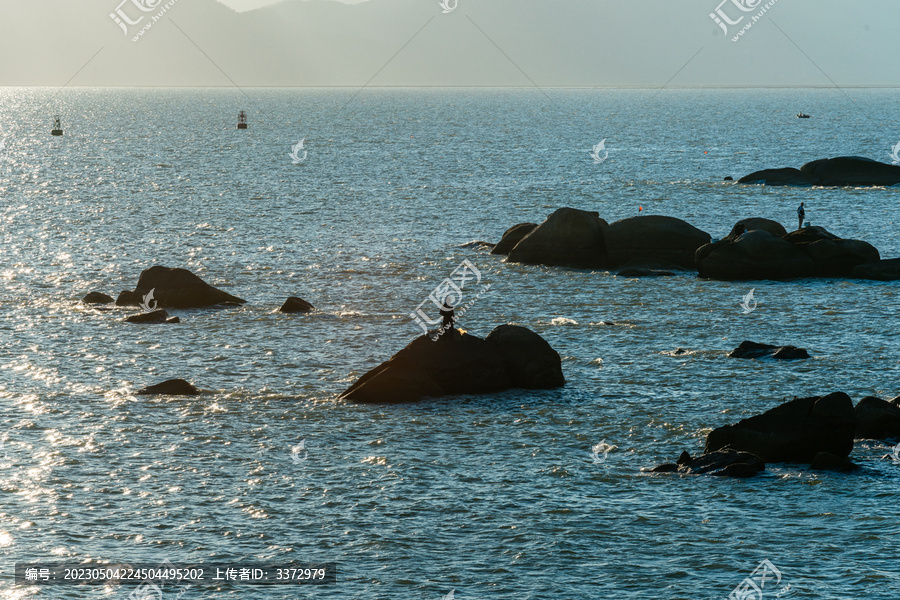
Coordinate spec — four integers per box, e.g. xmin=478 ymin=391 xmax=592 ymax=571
xmin=615 ymin=259 xmax=685 ymax=277
xmin=491 ymin=223 xmax=538 ymax=255
xmin=279 ymin=296 xmax=314 ymax=313
xmin=728 ymin=341 xmax=810 ymax=360
xmin=810 ymin=451 xmax=859 ymax=472
xmin=82 ymin=292 xmax=114 ymax=304
xmin=704 ymin=392 xmax=856 ymax=463
xmin=737 ymin=167 xmax=819 ymax=186
xmin=339 ymin=324 xmax=564 ymax=403
xmin=117 ymin=266 xmax=246 ymax=309
xmin=136 ymin=378 xmax=200 ymax=396
xmin=125 ymin=309 xmax=171 ymax=323
xmin=651 ymin=448 xmax=765 ymax=478
xmin=506 ymin=208 xmax=608 ymax=268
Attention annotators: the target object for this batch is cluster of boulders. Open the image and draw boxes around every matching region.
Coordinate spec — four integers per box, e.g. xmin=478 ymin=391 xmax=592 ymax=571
xmin=737 ymin=156 xmax=900 ymax=187
xmin=653 ymin=391 xmax=900 ymax=477
xmin=492 ymin=208 xmax=709 ymax=274
xmin=491 ymin=208 xmax=900 ymax=281
xmin=339 ymin=324 xmax=565 ymax=403
xmin=81 ymin=265 xmax=315 ymax=322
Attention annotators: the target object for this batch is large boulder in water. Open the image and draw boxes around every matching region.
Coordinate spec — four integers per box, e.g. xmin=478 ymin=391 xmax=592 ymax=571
xmin=783 ymin=226 xmax=880 ymax=277
xmin=800 ymin=156 xmax=900 ymax=186
xmin=602 ymin=215 xmax=710 ymax=269
xmin=491 ymin=223 xmax=538 ymax=255
xmin=704 ymin=392 xmax=856 ymax=463
xmin=484 ymin=324 xmax=565 ymax=389
xmin=82 ymin=291 xmax=114 ymax=304
xmin=728 ymin=341 xmax=809 ymax=360
xmin=506 ymin=208 xmax=608 ymax=268
xmin=733 ymin=217 xmax=787 ymax=238
xmin=117 ymin=266 xmax=246 ymax=309
xmin=738 ymin=167 xmax=819 ymax=186
xmin=696 ymin=229 xmax=814 ymax=280
xmin=854 ymin=396 xmax=900 ymax=440
xmin=851 ymin=258 xmax=900 ymax=281
xmin=137 ymin=378 xmax=200 ymax=396
xmin=340 ymin=325 xmax=564 ymax=403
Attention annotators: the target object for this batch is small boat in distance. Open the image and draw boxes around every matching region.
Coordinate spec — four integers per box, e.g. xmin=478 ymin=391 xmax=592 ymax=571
xmin=797 ymin=112 xmax=811 ymax=119
xmin=51 ymin=115 xmax=63 ymax=136
xmin=237 ymin=111 xmax=248 ymax=129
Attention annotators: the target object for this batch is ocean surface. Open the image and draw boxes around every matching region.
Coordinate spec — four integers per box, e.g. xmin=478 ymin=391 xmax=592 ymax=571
xmin=1 ymin=87 xmax=899 ymax=599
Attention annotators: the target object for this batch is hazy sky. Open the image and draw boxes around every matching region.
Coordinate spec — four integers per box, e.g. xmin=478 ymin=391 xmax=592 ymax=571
xmin=0 ymin=0 xmax=898 ymax=87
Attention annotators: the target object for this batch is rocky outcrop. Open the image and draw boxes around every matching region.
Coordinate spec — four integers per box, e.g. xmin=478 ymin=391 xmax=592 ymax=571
xmin=125 ymin=310 xmax=176 ymax=324
xmin=800 ymin=156 xmax=900 ymax=186
xmin=603 ymin=215 xmax=710 ymax=269
xmin=705 ymin=392 xmax=856 ymax=463
xmin=733 ymin=217 xmax=787 ymax=238
xmin=783 ymin=227 xmax=879 ymax=277
xmin=82 ymin=292 xmax=114 ymax=304
xmin=651 ymin=448 xmax=765 ymax=478
xmin=506 ymin=208 xmax=608 ymax=268
xmin=696 ymin=229 xmax=814 ymax=280
xmin=854 ymin=396 xmax=900 ymax=440
xmin=491 ymin=223 xmax=538 ymax=255
xmin=810 ymin=451 xmax=858 ymax=472
xmin=738 ymin=167 xmax=819 ymax=186
xmin=340 ymin=325 xmax=564 ymax=403
xmin=116 ymin=266 xmax=246 ymax=309
xmin=739 ymin=156 xmax=900 ymax=187
xmin=136 ymin=379 xmax=200 ymax=396
xmin=728 ymin=341 xmax=810 ymax=360
xmin=279 ymin=297 xmax=314 ymax=313
xmin=851 ymin=258 xmax=900 ymax=281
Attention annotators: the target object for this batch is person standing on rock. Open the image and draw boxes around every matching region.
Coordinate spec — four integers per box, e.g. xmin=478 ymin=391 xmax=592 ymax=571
xmin=439 ymin=300 xmax=456 ymax=339
xmin=797 ymin=202 xmax=805 ymax=230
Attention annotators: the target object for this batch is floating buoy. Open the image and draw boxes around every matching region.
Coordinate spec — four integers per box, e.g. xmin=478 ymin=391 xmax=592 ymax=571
xmin=51 ymin=115 xmax=63 ymax=136
xmin=237 ymin=110 xmax=248 ymax=130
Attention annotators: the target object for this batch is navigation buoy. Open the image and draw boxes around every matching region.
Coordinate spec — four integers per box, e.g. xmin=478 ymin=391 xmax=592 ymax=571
xmin=51 ymin=115 xmax=63 ymax=136
xmin=237 ymin=110 xmax=248 ymax=130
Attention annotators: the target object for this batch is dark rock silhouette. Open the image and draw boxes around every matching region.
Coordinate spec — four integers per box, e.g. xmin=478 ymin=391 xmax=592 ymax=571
xmin=82 ymin=292 xmax=114 ymax=304
xmin=125 ymin=310 xmax=171 ymax=323
xmin=810 ymin=451 xmax=858 ymax=472
xmin=506 ymin=208 xmax=608 ymax=268
xmin=696 ymin=229 xmax=813 ymax=280
xmin=783 ymin=226 xmax=879 ymax=277
xmin=800 ymin=156 xmax=900 ymax=186
xmin=738 ymin=167 xmax=819 ymax=186
xmin=491 ymin=223 xmax=537 ymax=255
xmin=651 ymin=448 xmax=765 ymax=478
xmin=340 ymin=325 xmax=564 ymax=403
xmin=603 ymin=215 xmax=710 ymax=269
xmin=739 ymin=157 xmax=900 ymax=187
xmin=615 ymin=259 xmax=686 ymax=277
xmin=728 ymin=341 xmax=810 ymax=360
xmin=280 ymin=297 xmax=314 ymax=313
xmin=116 ymin=266 xmax=246 ymax=309
xmin=733 ymin=217 xmax=788 ymax=238
xmin=854 ymin=396 xmax=900 ymax=440
xmin=851 ymin=258 xmax=900 ymax=281
xmin=137 ymin=378 xmax=200 ymax=396
xmin=705 ymin=392 xmax=856 ymax=463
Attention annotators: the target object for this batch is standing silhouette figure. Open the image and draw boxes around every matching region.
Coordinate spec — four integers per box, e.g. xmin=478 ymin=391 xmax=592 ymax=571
xmin=797 ymin=202 xmax=805 ymax=230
